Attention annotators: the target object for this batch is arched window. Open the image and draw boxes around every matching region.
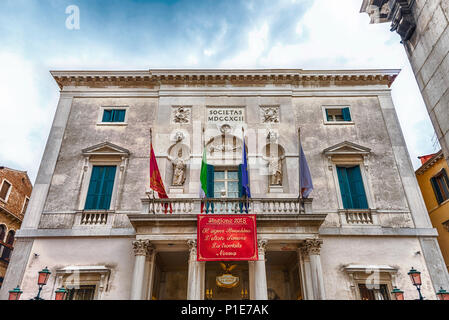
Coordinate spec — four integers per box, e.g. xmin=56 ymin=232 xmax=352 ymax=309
xmin=0 ymin=225 xmax=6 ymax=242
xmin=1 ymin=230 xmax=15 ymax=261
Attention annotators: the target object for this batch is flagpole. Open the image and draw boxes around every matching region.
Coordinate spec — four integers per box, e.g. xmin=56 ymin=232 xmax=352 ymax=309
xmin=298 ymin=128 xmax=303 ymax=204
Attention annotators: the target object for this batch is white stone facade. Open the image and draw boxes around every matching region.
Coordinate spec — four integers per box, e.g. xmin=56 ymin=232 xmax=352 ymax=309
xmin=1 ymin=69 xmax=448 ymax=300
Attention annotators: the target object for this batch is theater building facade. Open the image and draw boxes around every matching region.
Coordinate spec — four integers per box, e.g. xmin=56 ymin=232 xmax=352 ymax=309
xmin=1 ymin=69 xmax=448 ymax=300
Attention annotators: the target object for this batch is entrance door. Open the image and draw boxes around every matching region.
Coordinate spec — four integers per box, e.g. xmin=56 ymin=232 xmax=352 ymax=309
xmin=205 ymin=261 xmax=249 ymax=300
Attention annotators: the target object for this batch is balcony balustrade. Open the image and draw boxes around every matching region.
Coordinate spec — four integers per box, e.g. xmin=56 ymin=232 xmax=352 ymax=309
xmin=141 ymin=197 xmax=313 ymax=215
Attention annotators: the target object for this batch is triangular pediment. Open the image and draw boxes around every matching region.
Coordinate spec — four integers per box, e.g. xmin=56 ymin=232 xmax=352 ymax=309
xmin=82 ymin=142 xmax=130 ymax=157
xmin=323 ymin=141 xmax=371 ymax=156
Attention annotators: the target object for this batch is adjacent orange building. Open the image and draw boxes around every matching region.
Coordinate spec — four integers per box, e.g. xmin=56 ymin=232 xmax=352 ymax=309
xmin=0 ymin=167 xmax=33 ymax=288
xmin=416 ymin=151 xmax=449 ymax=271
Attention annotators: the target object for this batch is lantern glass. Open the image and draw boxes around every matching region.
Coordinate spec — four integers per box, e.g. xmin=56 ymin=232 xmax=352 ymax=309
xmin=436 ymin=288 xmax=449 ymax=300
xmin=37 ymin=267 xmax=51 ymax=286
xmin=8 ymin=286 xmax=23 ymax=300
xmin=55 ymin=287 xmax=67 ymax=301
xmin=391 ymin=287 xmax=404 ymax=301
xmin=408 ymin=268 xmax=422 ymax=286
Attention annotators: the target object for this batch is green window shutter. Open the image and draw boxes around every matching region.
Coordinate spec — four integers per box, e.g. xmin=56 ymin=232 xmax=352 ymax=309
xmin=206 ymin=165 xmax=215 ymax=198
xmin=337 ymin=166 xmax=353 ymax=209
xmin=347 ymin=166 xmax=368 ymax=209
xmin=206 ymin=165 xmax=215 ymax=213
xmin=98 ymin=166 xmax=116 ymax=210
xmin=325 ymin=109 xmax=331 ymax=121
xmin=84 ymin=166 xmax=116 ymax=210
xmin=440 ymin=169 xmax=449 ymax=200
xmin=117 ymin=110 xmax=126 ymax=122
xmin=342 ymin=108 xmax=351 ymax=121
xmin=431 ymin=176 xmax=444 ymax=204
xmin=111 ymin=110 xmax=126 ymax=122
xmin=85 ymin=166 xmax=103 ymax=210
xmin=102 ymin=110 xmax=112 ymax=122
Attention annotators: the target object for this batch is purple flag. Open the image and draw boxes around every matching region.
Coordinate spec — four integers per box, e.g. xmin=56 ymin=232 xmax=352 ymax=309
xmin=300 ymin=145 xmax=313 ymax=198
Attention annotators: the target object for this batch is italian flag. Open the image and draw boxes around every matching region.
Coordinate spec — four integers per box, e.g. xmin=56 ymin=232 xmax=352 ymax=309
xmin=200 ymin=147 xmax=208 ymax=213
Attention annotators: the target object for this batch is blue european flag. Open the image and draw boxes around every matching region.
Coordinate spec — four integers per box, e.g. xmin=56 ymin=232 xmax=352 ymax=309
xmin=241 ymin=140 xmax=251 ymax=198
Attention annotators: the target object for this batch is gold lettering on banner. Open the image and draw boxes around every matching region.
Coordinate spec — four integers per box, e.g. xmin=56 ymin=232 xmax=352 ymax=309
xmin=200 ymin=216 xmax=253 ymax=258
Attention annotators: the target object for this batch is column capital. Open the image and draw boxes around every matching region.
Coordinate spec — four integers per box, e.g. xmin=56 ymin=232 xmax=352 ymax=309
xmin=257 ymin=239 xmax=268 ymax=255
xmin=301 ymin=239 xmax=323 ymax=255
xmin=132 ymin=239 xmax=154 ymax=256
xmin=187 ymin=239 xmax=197 ymax=255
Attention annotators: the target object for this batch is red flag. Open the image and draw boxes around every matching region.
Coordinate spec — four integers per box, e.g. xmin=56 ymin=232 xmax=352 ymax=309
xmin=150 ymin=143 xmax=172 ymax=213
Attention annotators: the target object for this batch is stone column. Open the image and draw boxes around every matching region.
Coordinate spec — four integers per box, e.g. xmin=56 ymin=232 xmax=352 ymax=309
xmin=146 ymin=247 xmax=156 ymax=300
xmin=248 ymin=261 xmax=255 ymax=300
xmin=297 ymin=247 xmax=314 ymax=300
xmin=254 ymin=239 xmax=268 ymax=300
xmin=187 ymin=239 xmax=202 ymax=300
xmin=302 ymin=239 xmax=325 ymax=300
xmin=130 ymin=240 xmax=153 ymax=300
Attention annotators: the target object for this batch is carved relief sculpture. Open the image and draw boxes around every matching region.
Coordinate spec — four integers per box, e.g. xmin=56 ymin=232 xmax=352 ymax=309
xmin=173 ymin=106 xmax=191 ymax=124
xmin=261 ymin=106 xmax=280 ymax=123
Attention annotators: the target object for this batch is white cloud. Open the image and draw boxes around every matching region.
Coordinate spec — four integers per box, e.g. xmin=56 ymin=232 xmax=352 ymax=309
xmin=0 ymin=52 xmax=56 ymax=181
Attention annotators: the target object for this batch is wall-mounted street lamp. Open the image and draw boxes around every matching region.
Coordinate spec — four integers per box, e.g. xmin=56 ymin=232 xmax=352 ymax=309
xmin=54 ymin=287 xmax=69 ymax=300
xmin=32 ymin=267 xmax=51 ymax=300
xmin=390 ymin=287 xmax=404 ymax=300
xmin=8 ymin=286 xmax=23 ymax=300
xmin=8 ymin=266 xmax=66 ymax=300
xmin=408 ymin=267 xmax=423 ymax=300
xmin=436 ymin=287 xmax=449 ymax=300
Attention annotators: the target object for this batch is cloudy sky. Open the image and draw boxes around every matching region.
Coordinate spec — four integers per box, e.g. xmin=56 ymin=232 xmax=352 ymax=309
xmin=0 ymin=0 xmax=439 ymax=182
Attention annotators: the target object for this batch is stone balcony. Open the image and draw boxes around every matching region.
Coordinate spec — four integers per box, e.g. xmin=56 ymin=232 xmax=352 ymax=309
xmin=140 ymin=196 xmax=314 ymax=215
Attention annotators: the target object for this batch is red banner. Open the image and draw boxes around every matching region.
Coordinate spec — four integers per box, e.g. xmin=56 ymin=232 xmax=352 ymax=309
xmin=197 ymin=215 xmax=258 ymax=261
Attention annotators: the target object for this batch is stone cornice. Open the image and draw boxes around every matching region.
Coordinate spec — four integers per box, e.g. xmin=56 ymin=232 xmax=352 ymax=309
xmin=51 ymin=69 xmax=401 ymax=90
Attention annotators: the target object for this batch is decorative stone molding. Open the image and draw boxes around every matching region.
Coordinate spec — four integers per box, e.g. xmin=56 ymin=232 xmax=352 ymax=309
xmin=301 ymin=239 xmax=323 ymax=255
xmin=132 ymin=239 xmax=153 ymax=256
xmin=260 ymin=106 xmax=280 ymax=124
xmin=51 ymin=69 xmax=400 ymax=89
xmin=361 ymin=0 xmax=416 ymax=42
xmin=172 ymin=106 xmax=191 ymax=124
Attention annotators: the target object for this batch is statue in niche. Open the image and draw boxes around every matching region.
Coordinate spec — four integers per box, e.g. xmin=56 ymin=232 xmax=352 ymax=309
xmin=262 ymin=147 xmax=285 ymax=186
xmin=168 ymin=148 xmax=187 ymax=186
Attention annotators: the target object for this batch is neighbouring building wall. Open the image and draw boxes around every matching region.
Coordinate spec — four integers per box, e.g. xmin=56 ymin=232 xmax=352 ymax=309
xmin=416 ymin=152 xmax=449 ymax=271
xmin=361 ymin=0 xmax=449 ymax=167
xmin=0 ymin=167 xmax=32 ymax=288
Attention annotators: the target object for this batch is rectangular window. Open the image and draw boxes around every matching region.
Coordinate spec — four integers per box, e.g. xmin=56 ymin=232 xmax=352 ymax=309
xmin=214 ymin=169 xmax=239 ymax=198
xmin=325 ymin=107 xmax=352 ymax=122
xmin=66 ymin=285 xmax=96 ymax=300
xmin=358 ymin=284 xmax=390 ymax=300
xmin=0 ymin=180 xmax=11 ymax=201
xmin=431 ymin=169 xmax=449 ymax=205
xmin=337 ymin=165 xmax=368 ymax=209
xmin=22 ymin=197 xmax=30 ymax=214
xmin=102 ymin=109 xmax=126 ymax=123
xmin=84 ymin=166 xmax=117 ymax=210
